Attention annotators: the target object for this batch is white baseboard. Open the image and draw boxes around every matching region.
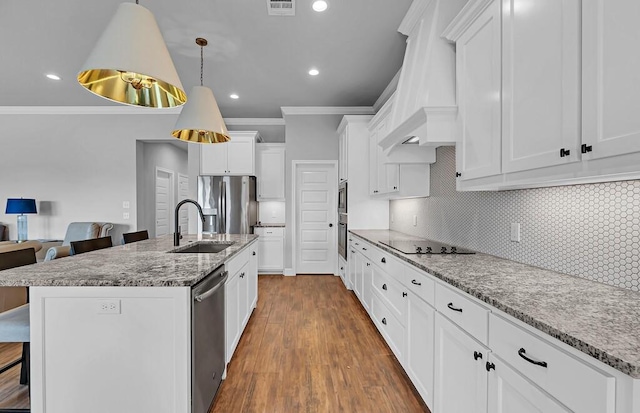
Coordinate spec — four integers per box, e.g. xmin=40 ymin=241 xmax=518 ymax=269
xmin=284 ymin=268 xmax=296 ymax=276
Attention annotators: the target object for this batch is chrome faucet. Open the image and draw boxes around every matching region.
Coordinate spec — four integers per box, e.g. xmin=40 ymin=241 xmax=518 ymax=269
xmin=174 ymin=199 xmax=206 ymax=246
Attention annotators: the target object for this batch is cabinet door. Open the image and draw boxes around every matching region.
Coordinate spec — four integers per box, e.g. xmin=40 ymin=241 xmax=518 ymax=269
xmin=238 ymin=263 xmax=250 ymax=330
xmin=347 ymin=247 xmax=357 ymax=290
xmin=434 ymin=313 xmax=488 ymax=413
xmin=257 ymin=146 xmax=285 ymax=200
xmin=200 ymin=144 xmax=228 ymax=175
xmin=226 ymin=139 xmax=254 ymax=175
xmin=362 ymin=259 xmax=372 ymax=312
xmin=354 ymin=251 xmax=364 ymax=301
xmin=339 ymin=130 xmax=348 ymax=182
xmin=248 ymin=247 xmax=258 ymax=310
xmin=501 ymin=0 xmax=581 ymax=173
xmin=582 ymin=0 xmax=640 ymax=159
xmin=488 ymin=355 xmax=570 ymax=413
xmin=257 ymin=237 xmax=284 ymax=271
xmin=406 ymin=293 xmax=435 ymax=407
xmin=369 ymin=128 xmax=379 ymax=195
xmin=225 ymin=273 xmax=240 ymax=363
xmin=456 ymin=0 xmax=502 ymax=180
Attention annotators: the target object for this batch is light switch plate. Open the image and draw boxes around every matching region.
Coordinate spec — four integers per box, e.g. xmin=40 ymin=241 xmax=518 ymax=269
xmin=122 ymin=201 xmax=130 ymax=209
xmin=413 ymin=215 xmax=418 ymax=226
xmin=510 ymin=223 xmax=521 ymax=242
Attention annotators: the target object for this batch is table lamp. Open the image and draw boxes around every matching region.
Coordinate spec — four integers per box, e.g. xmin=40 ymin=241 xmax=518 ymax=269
xmin=5 ymin=198 xmax=37 ymax=242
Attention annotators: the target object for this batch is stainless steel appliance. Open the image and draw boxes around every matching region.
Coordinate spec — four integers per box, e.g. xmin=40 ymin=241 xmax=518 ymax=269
xmin=198 ymin=176 xmax=258 ymax=234
xmin=338 ymin=181 xmax=347 ymax=214
xmin=379 ymin=240 xmax=476 ymax=254
xmin=191 ymin=265 xmax=228 ymax=413
xmin=338 ymin=213 xmax=348 ymax=260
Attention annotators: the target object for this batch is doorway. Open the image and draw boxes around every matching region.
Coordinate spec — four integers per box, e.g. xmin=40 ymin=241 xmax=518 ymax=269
xmin=155 ymin=168 xmax=175 ymax=237
xmin=293 ymin=161 xmax=337 ymax=274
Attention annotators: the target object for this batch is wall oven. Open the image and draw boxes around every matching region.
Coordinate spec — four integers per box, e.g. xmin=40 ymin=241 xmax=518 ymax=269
xmin=338 ymin=181 xmax=347 ymax=214
xmin=338 ymin=213 xmax=347 ymax=260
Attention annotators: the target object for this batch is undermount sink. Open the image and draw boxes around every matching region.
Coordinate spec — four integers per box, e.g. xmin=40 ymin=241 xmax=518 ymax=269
xmin=172 ymin=242 xmax=233 ymax=254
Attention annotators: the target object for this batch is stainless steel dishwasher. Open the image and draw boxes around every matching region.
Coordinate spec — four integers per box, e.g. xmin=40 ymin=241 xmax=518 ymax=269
xmin=192 ymin=265 xmax=227 ymax=413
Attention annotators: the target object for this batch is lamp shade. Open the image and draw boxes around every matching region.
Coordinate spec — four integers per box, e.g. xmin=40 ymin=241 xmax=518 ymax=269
xmin=5 ymin=198 xmax=37 ymax=214
xmin=77 ymin=3 xmax=187 ymax=108
xmin=172 ymin=86 xmax=231 ymax=143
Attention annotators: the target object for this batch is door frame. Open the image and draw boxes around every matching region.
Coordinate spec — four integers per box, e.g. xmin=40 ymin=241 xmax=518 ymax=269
xmin=177 ymin=173 xmax=189 ymax=233
xmin=291 ymin=160 xmax=338 ymax=275
xmin=155 ymin=167 xmax=175 ymax=237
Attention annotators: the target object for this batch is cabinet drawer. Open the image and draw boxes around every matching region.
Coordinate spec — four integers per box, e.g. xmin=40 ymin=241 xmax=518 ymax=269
xmin=375 ymin=250 xmax=405 ymax=284
xmin=355 ymin=239 xmax=376 ymax=262
xmin=435 ymin=283 xmax=489 ymax=344
xmin=489 ymin=314 xmax=615 ymax=413
xmin=371 ymin=292 xmax=405 ymax=363
xmin=404 ymin=265 xmax=435 ymax=307
xmin=371 ymin=265 xmax=407 ymax=323
xmin=255 ymin=227 xmax=284 ymax=237
xmin=226 ymin=247 xmax=250 ymax=277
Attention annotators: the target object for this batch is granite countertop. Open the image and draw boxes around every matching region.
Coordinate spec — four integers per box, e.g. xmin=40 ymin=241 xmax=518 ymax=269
xmin=0 ymin=234 xmax=258 ymax=287
xmin=254 ymin=223 xmax=285 ymax=228
xmin=350 ymin=229 xmax=640 ymax=379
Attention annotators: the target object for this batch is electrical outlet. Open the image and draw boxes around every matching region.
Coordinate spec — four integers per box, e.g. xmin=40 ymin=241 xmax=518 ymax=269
xmin=97 ymin=299 xmax=121 ymax=314
xmin=413 ymin=215 xmax=418 ymax=226
xmin=510 ymin=223 xmax=521 ymax=242
xmin=123 ymin=212 xmax=130 ymax=219
xmin=122 ymin=201 xmax=130 ymax=209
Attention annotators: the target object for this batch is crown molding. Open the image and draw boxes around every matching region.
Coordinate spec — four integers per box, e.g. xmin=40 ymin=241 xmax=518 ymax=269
xmin=442 ymin=0 xmax=495 ymax=42
xmin=280 ymin=106 xmax=375 ymax=116
xmin=0 ymin=106 xmax=183 ymax=115
xmin=224 ymin=118 xmax=285 ymax=126
xmin=398 ymin=0 xmax=434 ymax=36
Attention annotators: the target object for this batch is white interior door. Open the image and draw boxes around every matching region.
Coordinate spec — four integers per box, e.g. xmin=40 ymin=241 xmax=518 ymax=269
xmin=295 ymin=162 xmax=337 ymax=274
xmin=155 ymin=168 xmax=174 ymax=237
xmin=178 ymin=173 xmax=189 ymax=234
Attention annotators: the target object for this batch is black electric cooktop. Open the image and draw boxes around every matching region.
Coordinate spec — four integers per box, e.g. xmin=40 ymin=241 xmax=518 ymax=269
xmin=379 ymin=240 xmax=476 ymax=255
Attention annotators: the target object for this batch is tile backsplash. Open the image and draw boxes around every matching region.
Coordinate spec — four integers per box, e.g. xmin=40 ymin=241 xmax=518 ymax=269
xmin=390 ymin=147 xmax=640 ymax=292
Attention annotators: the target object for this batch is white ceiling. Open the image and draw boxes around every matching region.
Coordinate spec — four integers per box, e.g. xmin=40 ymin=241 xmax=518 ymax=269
xmin=0 ymin=0 xmax=412 ymax=118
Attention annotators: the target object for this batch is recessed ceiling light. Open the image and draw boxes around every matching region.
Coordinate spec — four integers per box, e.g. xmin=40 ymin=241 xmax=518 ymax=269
xmin=308 ymin=68 xmax=319 ymax=76
xmin=312 ymin=1 xmax=328 ymax=12
xmin=46 ymin=74 xmax=61 ymax=81
xmin=230 ymin=94 xmax=239 ymax=99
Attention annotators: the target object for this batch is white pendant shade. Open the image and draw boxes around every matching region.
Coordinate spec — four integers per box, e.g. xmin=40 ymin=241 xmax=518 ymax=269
xmin=78 ymin=3 xmax=187 ymax=108
xmin=172 ymin=86 xmax=231 ymax=143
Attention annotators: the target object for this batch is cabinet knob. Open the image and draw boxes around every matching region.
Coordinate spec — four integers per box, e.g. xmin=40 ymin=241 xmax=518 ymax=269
xmin=393 ymin=186 xmax=397 ymax=190
xmin=381 ymin=257 xmax=386 ymax=263
xmin=447 ymin=302 xmax=463 ymax=313
xmin=402 ymin=292 xmax=407 ymax=297
xmin=366 ymin=263 xmax=371 ymax=267
xmin=381 ymin=318 xmax=387 ymax=325
xmin=411 ymin=279 xmax=421 ymax=286
xmin=456 ymin=172 xmax=462 ymax=178
xmin=581 ymin=144 xmax=593 ymax=154
xmin=486 ymin=362 xmax=495 ymax=372
xmin=560 ymin=148 xmax=571 ymax=157
xmin=474 ymin=351 xmax=483 ymax=361
xmin=252 ymin=251 xmax=256 ymax=256
xmin=382 ymin=283 xmax=387 ymax=290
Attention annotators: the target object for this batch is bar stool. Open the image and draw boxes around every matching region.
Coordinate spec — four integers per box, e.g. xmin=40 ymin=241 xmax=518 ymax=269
xmin=70 ymin=236 xmax=113 ymax=255
xmin=122 ymin=230 xmax=149 ymax=244
xmin=0 ymin=248 xmax=37 ymax=413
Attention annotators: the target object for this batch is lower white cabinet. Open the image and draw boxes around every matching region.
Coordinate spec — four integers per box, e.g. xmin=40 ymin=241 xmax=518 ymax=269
xmin=488 ymin=354 xmax=570 ymax=413
xmin=405 ymin=291 xmax=435 ymax=407
xmin=255 ymin=227 xmax=284 ymax=273
xmin=224 ymin=244 xmax=258 ymax=364
xmin=435 ymin=312 xmax=489 ymax=413
xmin=338 ymin=255 xmax=348 ymax=288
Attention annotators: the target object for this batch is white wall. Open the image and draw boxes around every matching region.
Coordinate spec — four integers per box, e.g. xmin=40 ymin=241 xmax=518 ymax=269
xmin=0 ymin=112 xmax=180 ymax=244
xmin=136 ymin=142 xmax=188 ymax=238
xmin=283 ymin=114 xmax=341 ymax=272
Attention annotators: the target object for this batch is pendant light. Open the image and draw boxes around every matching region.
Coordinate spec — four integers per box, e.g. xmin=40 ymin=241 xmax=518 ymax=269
xmin=78 ymin=1 xmax=187 ymax=108
xmin=171 ymin=38 xmax=231 ymax=144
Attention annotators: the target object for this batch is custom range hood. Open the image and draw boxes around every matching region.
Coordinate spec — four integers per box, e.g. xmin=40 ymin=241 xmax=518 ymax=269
xmin=378 ymin=0 xmax=467 ymax=152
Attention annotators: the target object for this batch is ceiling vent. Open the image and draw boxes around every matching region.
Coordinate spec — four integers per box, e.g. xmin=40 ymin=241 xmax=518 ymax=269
xmin=267 ymin=0 xmax=295 ymax=16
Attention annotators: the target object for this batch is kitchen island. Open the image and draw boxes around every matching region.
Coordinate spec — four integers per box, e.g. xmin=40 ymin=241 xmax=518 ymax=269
xmin=0 ymin=233 xmax=258 ymax=413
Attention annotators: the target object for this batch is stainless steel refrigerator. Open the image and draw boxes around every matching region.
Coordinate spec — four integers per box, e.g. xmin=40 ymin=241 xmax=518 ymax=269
xmin=198 ymin=176 xmax=257 ymax=234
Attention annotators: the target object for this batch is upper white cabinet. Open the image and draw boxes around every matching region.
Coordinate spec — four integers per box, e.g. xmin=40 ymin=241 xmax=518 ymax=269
xmin=369 ymin=106 xmax=400 ymax=195
xmin=200 ymin=132 xmax=258 ymax=176
xmin=338 ymin=129 xmax=348 ymax=182
xmin=446 ymin=0 xmax=640 ymax=190
xmin=501 ymin=0 xmax=581 ymax=173
xmin=256 ymin=143 xmax=285 ymax=201
xmin=582 ymin=0 xmax=640 ymax=160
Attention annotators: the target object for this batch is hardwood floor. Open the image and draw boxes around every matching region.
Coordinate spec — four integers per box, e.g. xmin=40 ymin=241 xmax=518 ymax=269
xmin=211 ymin=275 xmax=430 ymax=413
xmin=0 ymin=342 xmax=29 ymax=409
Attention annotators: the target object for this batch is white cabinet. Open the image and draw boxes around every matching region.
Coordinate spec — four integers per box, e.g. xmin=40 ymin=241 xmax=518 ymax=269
xmin=224 ymin=244 xmax=259 ymax=364
xmin=501 ymin=0 xmax=581 ymax=173
xmin=406 ymin=291 xmax=436 ymax=407
xmin=582 ymin=0 xmax=640 ymax=160
xmin=200 ymin=133 xmax=257 ymax=175
xmin=256 ymin=144 xmax=285 ymax=201
xmin=369 ymin=101 xmax=400 ymax=196
xmin=347 ymin=245 xmax=358 ymax=291
xmin=487 ymin=354 xmax=571 ymax=413
xmin=338 ymin=129 xmax=348 ymax=183
xmin=454 ymin=0 xmax=502 ymax=181
xmin=255 ymin=227 xmax=284 ymax=273
xmin=434 ymin=312 xmax=489 ymax=413
xmin=338 ymin=255 xmax=347 ymax=288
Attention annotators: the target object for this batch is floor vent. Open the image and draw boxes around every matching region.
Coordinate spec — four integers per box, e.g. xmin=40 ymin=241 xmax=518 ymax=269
xmin=267 ymin=0 xmax=295 ymax=16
